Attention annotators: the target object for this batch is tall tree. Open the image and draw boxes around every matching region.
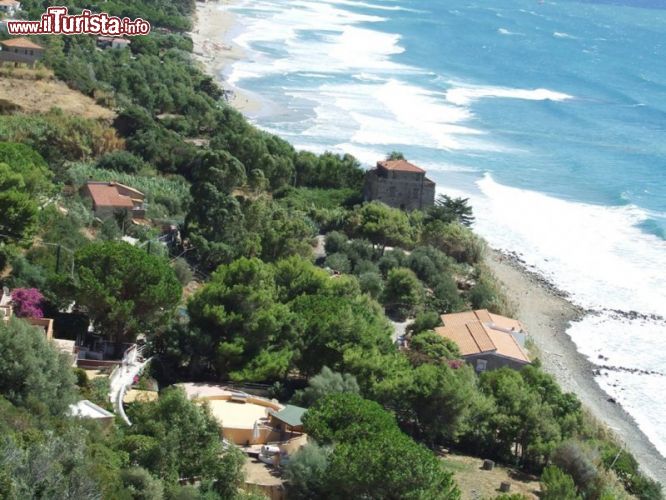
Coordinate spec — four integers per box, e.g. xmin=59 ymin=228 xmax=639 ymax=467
xmin=291 ymin=293 xmax=393 ymax=377
xmin=382 ymin=267 xmax=424 ymax=320
xmin=426 ymin=194 xmax=475 ymax=227
xmin=187 ymin=257 xmax=296 ymax=381
xmin=291 ymin=366 xmax=360 ymax=407
xmin=123 ymin=387 xmax=245 ymax=495
xmin=0 ymin=164 xmax=38 ymax=241
xmin=301 ymin=393 xmax=460 ymax=499
xmin=74 ymin=242 xmax=181 ymax=343
xmin=0 ymin=142 xmax=52 ymax=196
xmin=0 ymin=318 xmax=76 ymax=416
xmin=353 ymin=202 xmax=415 ymax=253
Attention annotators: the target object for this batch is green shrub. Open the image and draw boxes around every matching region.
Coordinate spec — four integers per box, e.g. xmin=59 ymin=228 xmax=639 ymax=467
xmin=358 ymin=271 xmax=383 ymax=299
xmin=468 ymin=266 xmax=515 ymax=317
xmin=324 ymin=253 xmax=352 ymax=274
xmin=97 ymin=150 xmax=148 ymax=174
xmin=382 ymin=267 xmax=424 ymax=320
xmin=541 ymin=465 xmax=580 ymax=500
xmin=422 ymin=221 xmax=484 ymax=265
xmin=285 ymin=443 xmax=332 ymax=500
xmin=172 ymin=257 xmax=192 ymax=286
xmin=324 ymin=231 xmax=347 ymax=255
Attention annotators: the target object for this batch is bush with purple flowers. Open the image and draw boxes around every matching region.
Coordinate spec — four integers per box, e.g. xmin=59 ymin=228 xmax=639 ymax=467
xmin=11 ymin=288 xmax=44 ymax=318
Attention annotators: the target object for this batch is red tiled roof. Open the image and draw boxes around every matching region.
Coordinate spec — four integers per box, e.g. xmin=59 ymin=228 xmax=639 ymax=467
xmin=1 ymin=37 xmax=43 ymax=50
xmin=435 ymin=309 xmax=530 ymax=364
xmin=377 ymin=159 xmax=425 ymax=174
xmin=0 ymin=0 xmax=20 ymax=6
xmin=86 ymin=182 xmax=135 ymax=208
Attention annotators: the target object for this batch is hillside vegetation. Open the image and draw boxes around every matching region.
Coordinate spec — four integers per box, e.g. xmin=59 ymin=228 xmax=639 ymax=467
xmin=0 ymin=1 xmax=661 ymax=499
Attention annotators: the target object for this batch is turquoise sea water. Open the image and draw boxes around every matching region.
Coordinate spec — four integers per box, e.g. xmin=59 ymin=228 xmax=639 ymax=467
xmin=220 ymin=0 xmax=666 ymax=459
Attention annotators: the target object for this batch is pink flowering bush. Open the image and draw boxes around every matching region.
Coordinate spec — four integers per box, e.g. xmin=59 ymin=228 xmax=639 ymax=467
xmin=11 ymin=288 xmax=44 ymax=318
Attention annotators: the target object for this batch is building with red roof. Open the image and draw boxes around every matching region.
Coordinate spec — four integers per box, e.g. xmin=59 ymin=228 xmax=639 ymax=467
xmin=0 ymin=37 xmax=44 ymax=67
xmin=82 ymin=181 xmax=146 ymax=221
xmin=363 ymin=158 xmax=436 ymax=211
xmin=434 ymin=309 xmax=531 ymax=372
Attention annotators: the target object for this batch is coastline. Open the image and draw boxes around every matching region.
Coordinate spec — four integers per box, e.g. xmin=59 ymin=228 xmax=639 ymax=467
xmin=189 ymin=1 xmax=666 ymax=485
xmin=190 ymin=0 xmax=262 ymax=114
xmin=485 ymin=249 xmax=666 ymax=483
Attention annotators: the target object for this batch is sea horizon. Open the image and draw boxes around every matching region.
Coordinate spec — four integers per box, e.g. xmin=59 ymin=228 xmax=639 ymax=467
xmin=212 ymin=0 xmax=666 ymax=459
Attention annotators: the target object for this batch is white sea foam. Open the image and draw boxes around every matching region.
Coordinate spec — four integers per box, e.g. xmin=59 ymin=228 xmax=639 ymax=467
xmin=227 ymin=0 xmax=410 ymax=86
xmin=553 ymin=31 xmax=578 ymax=39
xmin=440 ymin=175 xmax=666 ymax=456
xmin=470 ymin=174 xmax=666 ymax=313
xmin=282 ymin=79 xmax=504 ymax=152
xmin=568 ymin=314 xmax=666 ymax=457
xmin=498 ymin=28 xmax=522 ymax=36
xmin=220 ymin=0 xmax=666 ymax=458
xmin=326 ymin=0 xmax=424 ymax=12
xmin=445 ymin=85 xmax=573 ymax=106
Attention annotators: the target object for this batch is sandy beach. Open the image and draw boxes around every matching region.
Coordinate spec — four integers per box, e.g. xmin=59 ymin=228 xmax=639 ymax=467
xmin=486 ymin=249 xmax=666 ymax=483
xmin=190 ymin=0 xmax=262 ymax=114
xmin=189 ymin=1 xmax=666 ymax=485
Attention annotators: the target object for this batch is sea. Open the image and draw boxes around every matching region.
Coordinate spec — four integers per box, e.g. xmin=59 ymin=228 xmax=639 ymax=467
xmin=217 ymin=0 xmax=666 ymax=458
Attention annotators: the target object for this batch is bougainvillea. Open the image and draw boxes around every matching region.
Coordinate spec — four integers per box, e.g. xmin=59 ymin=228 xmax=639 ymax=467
xmin=11 ymin=288 xmax=44 ymax=318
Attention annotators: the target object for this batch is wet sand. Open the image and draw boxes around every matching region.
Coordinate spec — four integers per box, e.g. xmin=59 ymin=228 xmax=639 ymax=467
xmin=486 ymin=249 xmax=666 ymax=484
xmin=190 ymin=0 xmax=262 ymax=114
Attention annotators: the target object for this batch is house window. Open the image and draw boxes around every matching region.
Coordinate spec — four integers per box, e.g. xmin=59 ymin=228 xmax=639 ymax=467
xmin=476 ymin=359 xmax=488 ymax=372
xmin=29 ymin=50 xmax=33 ymax=55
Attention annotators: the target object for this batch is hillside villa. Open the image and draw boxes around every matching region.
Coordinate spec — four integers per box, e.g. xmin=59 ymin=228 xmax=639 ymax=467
xmin=179 ymin=383 xmax=307 ymax=450
xmin=179 ymin=383 xmax=308 ymax=499
xmin=0 ymin=37 xmax=44 ymax=68
xmin=363 ymin=158 xmax=436 ymax=211
xmin=81 ymin=181 xmax=146 ymax=221
xmin=435 ymin=309 xmax=530 ymax=372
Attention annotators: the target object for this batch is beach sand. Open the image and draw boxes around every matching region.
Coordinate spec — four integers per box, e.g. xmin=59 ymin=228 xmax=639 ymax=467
xmin=189 ymin=1 xmax=666 ymax=485
xmin=486 ymin=249 xmax=666 ymax=483
xmin=190 ymin=0 xmax=262 ymax=114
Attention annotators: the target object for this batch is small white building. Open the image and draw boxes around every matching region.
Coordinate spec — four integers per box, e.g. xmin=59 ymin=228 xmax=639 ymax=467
xmin=0 ymin=0 xmax=20 ymax=17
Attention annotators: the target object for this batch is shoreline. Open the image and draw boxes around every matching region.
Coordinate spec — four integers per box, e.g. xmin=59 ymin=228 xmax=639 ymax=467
xmin=189 ymin=1 xmax=666 ymax=485
xmin=190 ymin=0 xmax=262 ymax=115
xmin=486 ymin=248 xmax=666 ymax=483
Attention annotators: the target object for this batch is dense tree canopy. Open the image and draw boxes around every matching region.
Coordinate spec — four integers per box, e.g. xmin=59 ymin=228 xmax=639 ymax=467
xmin=186 ymin=257 xmax=297 ymax=381
xmin=351 ymin=201 xmax=416 ymax=252
xmin=297 ymin=393 xmax=460 ymax=499
xmin=123 ymin=387 xmax=245 ymax=494
xmin=3 ymin=1 xmax=659 ymax=498
xmin=0 ymin=318 xmax=77 ymax=416
xmin=74 ymin=241 xmax=181 ymax=343
xmin=182 ymin=257 xmax=392 ymax=382
xmin=291 ymin=366 xmax=360 ymax=407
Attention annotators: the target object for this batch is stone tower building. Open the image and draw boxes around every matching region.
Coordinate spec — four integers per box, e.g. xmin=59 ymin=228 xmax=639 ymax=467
xmin=363 ymin=159 xmax=436 ymax=211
